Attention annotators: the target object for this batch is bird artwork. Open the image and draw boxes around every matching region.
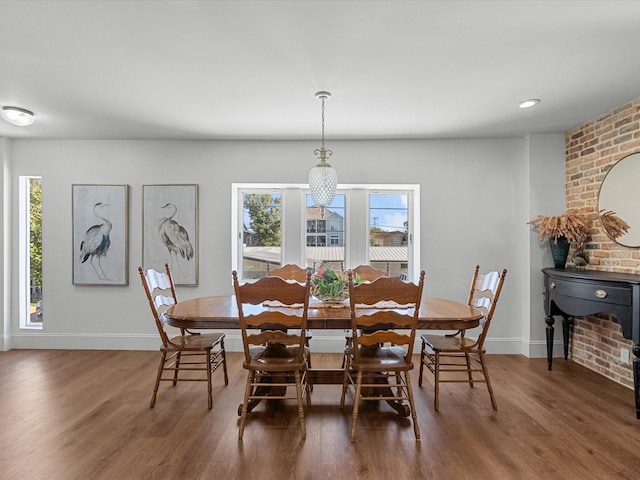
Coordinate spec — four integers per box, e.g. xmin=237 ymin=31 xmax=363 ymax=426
xmin=79 ymin=202 xmax=112 ymax=280
xmin=158 ymin=203 xmax=193 ymax=277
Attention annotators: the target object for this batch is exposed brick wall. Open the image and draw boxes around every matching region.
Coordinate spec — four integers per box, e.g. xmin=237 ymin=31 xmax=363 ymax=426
xmin=564 ymin=97 xmax=640 ymax=389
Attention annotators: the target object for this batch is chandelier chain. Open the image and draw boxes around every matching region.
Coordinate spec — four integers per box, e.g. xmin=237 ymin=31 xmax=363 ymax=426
xmin=321 ymin=96 xmax=325 ymax=149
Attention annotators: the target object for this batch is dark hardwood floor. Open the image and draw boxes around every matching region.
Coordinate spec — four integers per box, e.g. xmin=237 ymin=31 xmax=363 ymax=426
xmin=1 ymin=350 xmax=639 ymax=480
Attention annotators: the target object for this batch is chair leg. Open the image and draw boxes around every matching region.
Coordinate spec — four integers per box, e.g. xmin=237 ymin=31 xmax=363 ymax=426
xmin=405 ymin=371 xmax=420 ymax=440
xmin=294 ymin=371 xmax=306 ymax=439
xmin=220 ymin=338 xmax=229 ymax=385
xmin=340 ymin=333 xmax=351 ymax=369
xmin=305 ymin=333 xmax=312 ymax=369
xmin=465 ymin=352 xmax=474 ymax=387
xmin=305 ymin=369 xmax=312 ymax=407
xmin=434 ymin=351 xmax=440 ymax=412
xmin=238 ymin=371 xmax=254 ymax=440
xmin=350 ymin=371 xmax=363 ymax=442
xmin=173 ymin=351 xmax=181 ymax=386
xmin=206 ymin=348 xmax=213 ymax=410
xmin=479 ymin=352 xmax=497 ymax=410
xmin=150 ymin=351 xmax=166 ymax=408
xmin=418 ymin=340 xmax=425 ymax=387
xmin=340 ymin=354 xmax=351 ymax=408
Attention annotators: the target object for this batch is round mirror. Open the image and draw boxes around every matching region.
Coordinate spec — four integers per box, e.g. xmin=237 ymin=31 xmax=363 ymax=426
xmin=598 ymin=152 xmax=640 ymax=247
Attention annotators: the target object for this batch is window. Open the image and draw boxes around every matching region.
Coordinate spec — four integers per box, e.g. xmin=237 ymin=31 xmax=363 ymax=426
xmin=305 ymin=193 xmax=345 ymax=271
xmin=239 ymin=190 xmax=282 ymax=279
xmin=369 ymin=193 xmax=409 ymax=278
xmin=232 ymin=184 xmax=419 ymax=282
xmin=19 ymin=176 xmax=43 ymax=329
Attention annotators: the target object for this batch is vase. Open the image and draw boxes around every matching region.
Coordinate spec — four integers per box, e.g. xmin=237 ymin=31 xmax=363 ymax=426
xmin=314 ymin=292 xmax=349 ymax=304
xmin=549 ymin=236 xmax=570 ymax=268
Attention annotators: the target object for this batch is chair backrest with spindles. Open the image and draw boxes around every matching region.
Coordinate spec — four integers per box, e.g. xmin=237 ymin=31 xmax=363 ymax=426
xmin=267 ymin=263 xmax=309 ymax=283
xmin=348 ymin=270 xmax=425 ymax=365
xmin=466 ymin=265 xmax=507 ymax=347
xmin=352 ymin=264 xmax=387 ymax=282
xmin=138 ymin=263 xmax=180 ymax=347
xmin=232 ymin=270 xmax=311 ymax=364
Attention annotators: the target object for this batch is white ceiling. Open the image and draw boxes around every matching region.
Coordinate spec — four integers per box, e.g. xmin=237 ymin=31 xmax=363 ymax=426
xmin=2 ymin=0 xmax=640 ymax=141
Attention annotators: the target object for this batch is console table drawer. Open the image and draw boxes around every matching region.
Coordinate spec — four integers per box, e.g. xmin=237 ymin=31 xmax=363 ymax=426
xmin=548 ymin=278 xmax=631 ymax=306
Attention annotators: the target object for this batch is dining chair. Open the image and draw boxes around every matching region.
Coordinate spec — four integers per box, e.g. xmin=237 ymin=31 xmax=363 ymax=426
xmin=352 ymin=264 xmax=388 ymax=282
xmin=418 ymin=265 xmax=507 ymax=411
xmin=266 ymin=263 xmax=309 ymax=282
xmin=340 ymin=264 xmax=388 ymax=368
xmin=266 ymin=263 xmax=314 ymax=366
xmin=138 ymin=264 xmax=228 ymax=409
xmin=232 ymin=270 xmax=312 ymax=440
xmin=340 ymin=270 xmax=425 ymax=442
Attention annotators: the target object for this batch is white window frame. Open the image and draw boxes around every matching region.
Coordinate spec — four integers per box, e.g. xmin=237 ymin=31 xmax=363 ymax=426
xmin=19 ymin=175 xmax=42 ymax=329
xmin=233 ymin=185 xmax=285 ymax=281
xmin=231 ymin=183 xmax=420 ymax=282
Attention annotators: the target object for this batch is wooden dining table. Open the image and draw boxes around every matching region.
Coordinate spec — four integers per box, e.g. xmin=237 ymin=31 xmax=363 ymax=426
xmin=166 ymin=295 xmax=482 ymax=416
xmin=166 ymin=295 xmax=482 ymax=331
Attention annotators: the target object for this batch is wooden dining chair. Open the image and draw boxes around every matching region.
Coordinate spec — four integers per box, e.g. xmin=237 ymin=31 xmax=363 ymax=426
xmin=232 ymin=270 xmax=312 ymax=440
xmin=418 ymin=265 xmax=507 ymax=411
xmin=341 ymin=265 xmax=388 ymax=368
xmin=266 ymin=263 xmax=314 ymax=366
xmin=138 ymin=264 xmax=228 ymax=409
xmin=352 ymin=264 xmax=387 ymax=282
xmin=266 ymin=263 xmax=309 ymax=282
xmin=340 ymin=270 xmax=425 ymax=442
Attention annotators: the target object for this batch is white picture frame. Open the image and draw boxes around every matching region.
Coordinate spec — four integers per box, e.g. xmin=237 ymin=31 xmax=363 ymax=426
xmin=142 ymin=184 xmax=198 ymax=286
xmin=73 ymin=184 xmax=129 ymax=285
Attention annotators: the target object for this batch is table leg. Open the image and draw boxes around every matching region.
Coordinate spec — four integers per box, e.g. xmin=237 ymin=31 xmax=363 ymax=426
xmin=383 ymin=390 xmax=411 ymax=417
xmin=562 ymin=315 xmax=572 ymax=360
xmin=237 ymin=351 xmax=291 ymax=417
xmin=237 ymin=379 xmax=279 ymax=416
xmin=633 ymin=345 xmax=640 ymax=420
xmin=545 ymin=315 xmax=555 ymax=370
xmin=360 ymin=372 xmax=410 ymax=417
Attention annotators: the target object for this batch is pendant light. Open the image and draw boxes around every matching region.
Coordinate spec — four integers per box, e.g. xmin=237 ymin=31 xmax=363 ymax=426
xmin=308 ymin=91 xmax=337 ymax=219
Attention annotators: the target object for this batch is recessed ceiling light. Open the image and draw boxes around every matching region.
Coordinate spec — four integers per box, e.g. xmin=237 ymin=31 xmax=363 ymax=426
xmin=1 ymin=106 xmax=35 ymax=126
xmin=518 ymin=99 xmax=541 ymax=109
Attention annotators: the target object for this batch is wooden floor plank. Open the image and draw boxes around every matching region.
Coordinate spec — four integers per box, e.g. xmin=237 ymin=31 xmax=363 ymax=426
xmin=1 ymin=350 xmax=639 ymax=479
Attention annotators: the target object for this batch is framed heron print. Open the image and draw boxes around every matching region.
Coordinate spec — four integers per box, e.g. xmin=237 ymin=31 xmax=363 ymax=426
xmin=73 ymin=184 xmax=129 ymax=285
xmin=143 ymin=184 xmax=198 ymax=286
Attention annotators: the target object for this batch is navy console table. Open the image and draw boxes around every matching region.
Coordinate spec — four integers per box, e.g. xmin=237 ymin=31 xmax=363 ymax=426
xmin=542 ymin=267 xmax=640 ymax=419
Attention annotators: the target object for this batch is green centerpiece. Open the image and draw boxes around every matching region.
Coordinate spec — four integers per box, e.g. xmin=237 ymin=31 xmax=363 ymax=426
xmin=310 ymin=263 xmax=361 ymax=303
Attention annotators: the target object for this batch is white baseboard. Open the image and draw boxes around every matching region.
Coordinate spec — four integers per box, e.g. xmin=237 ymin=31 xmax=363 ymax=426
xmin=4 ymin=331 xmax=564 ymax=359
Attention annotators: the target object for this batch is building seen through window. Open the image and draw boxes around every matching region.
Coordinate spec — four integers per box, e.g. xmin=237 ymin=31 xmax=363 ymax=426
xmin=235 ymin=185 xmax=417 ymax=281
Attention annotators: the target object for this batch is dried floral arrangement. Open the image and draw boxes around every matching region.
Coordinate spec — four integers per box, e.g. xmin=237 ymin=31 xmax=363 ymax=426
xmin=528 ymin=210 xmax=591 ymax=244
xmin=599 ymin=209 xmax=630 ymax=240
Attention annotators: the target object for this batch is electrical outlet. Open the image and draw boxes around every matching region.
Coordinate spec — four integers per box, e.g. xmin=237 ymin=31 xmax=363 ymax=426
xmin=620 ymin=347 xmax=630 ymax=365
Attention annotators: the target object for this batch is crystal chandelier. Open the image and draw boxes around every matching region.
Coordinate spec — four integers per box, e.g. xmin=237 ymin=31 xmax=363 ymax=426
xmin=308 ymin=91 xmax=337 ymax=219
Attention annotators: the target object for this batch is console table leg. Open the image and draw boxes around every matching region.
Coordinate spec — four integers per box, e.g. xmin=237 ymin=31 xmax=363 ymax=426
xmin=633 ymin=345 xmax=640 ymax=419
xmin=562 ymin=315 xmax=571 ymax=360
xmin=545 ymin=315 xmax=555 ymax=370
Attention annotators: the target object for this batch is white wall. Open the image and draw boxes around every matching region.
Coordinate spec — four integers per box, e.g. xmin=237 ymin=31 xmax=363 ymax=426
xmin=1 ymin=138 xmax=10 ymax=351
xmin=3 ymin=136 xmax=564 ymax=353
xmin=525 ymin=134 xmax=567 ymax=357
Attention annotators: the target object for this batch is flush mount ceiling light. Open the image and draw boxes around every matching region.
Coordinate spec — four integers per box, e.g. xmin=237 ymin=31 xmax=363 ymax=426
xmin=518 ymin=99 xmax=541 ymax=109
xmin=308 ymin=91 xmax=337 ymax=219
xmin=1 ymin=106 xmax=35 ymax=126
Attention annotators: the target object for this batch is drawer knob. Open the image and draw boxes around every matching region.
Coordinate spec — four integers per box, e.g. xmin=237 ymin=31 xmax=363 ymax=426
xmin=595 ymin=289 xmax=608 ymax=299
xmin=550 ymin=282 xmax=556 ymax=289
